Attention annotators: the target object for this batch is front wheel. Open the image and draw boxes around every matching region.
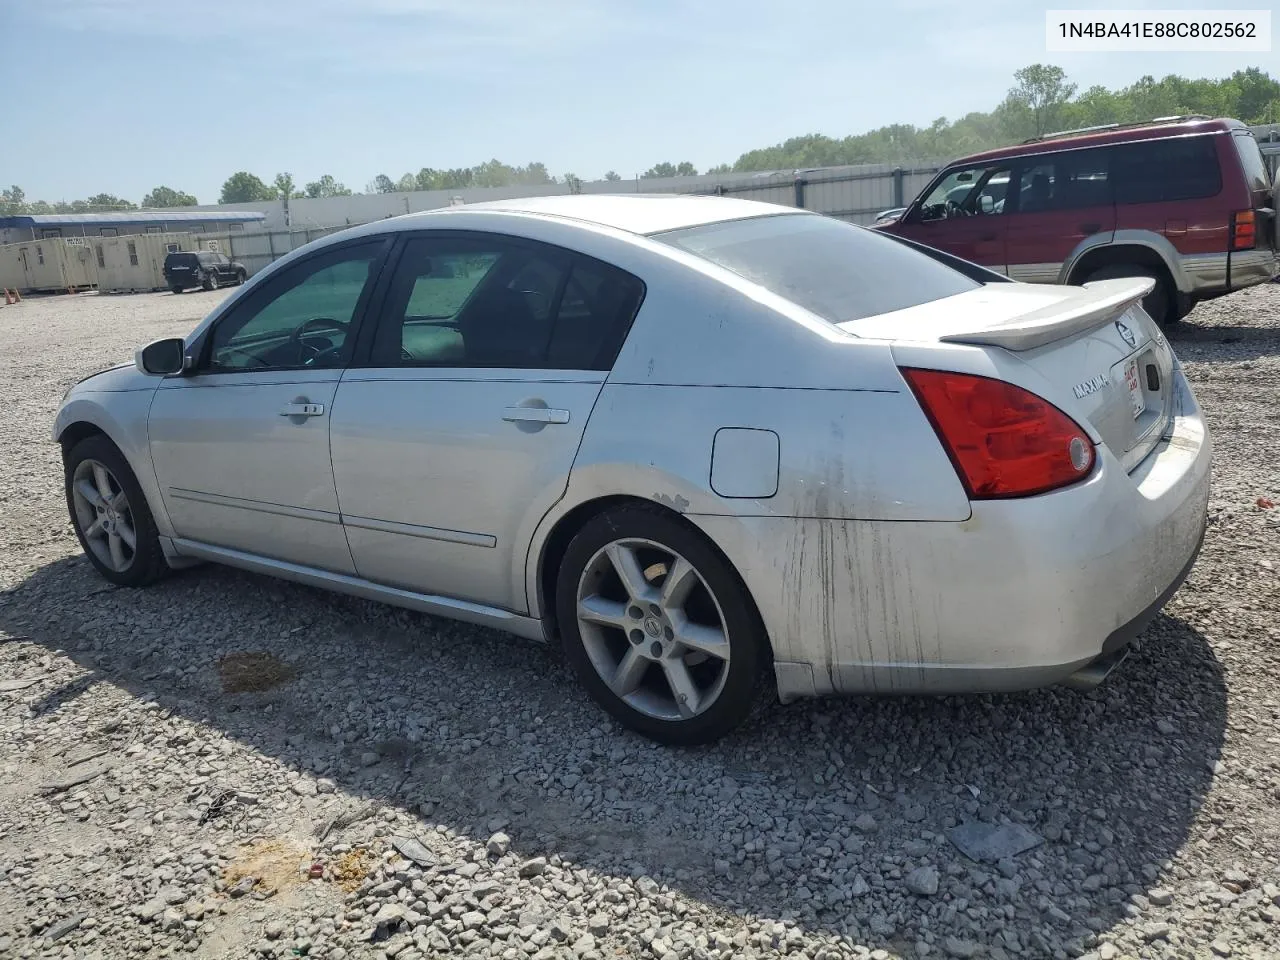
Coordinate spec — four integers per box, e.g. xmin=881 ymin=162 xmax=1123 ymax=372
xmin=236 ymin=270 xmax=247 ymax=285
xmin=65 ymin=435 xmax=167 ymax=587
xmin=202 ymin=271 xmax=218 ymax=291
xmin=555 ymin=505 xmax=767 ymax=745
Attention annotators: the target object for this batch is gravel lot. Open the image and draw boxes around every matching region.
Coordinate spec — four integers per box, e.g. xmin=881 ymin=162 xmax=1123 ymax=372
xmin=1 ymin=284 xmax=1278 ymax=960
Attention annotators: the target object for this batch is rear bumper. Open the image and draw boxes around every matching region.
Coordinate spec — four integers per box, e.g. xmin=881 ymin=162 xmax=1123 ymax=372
xmin=1182 ymin=249 xmax=1279 ymax=295
xmin=1228 ymin=248 xmax=1280 ymax=289
xmin=692 ymin=366 xmax=1211 ymax=701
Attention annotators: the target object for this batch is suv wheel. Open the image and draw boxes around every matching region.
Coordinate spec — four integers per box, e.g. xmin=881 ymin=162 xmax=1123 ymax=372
xmin=202 ymin=271 xmax=218 ymax=292
xmin=1081 ymin=264 xmax=1172 ymax=325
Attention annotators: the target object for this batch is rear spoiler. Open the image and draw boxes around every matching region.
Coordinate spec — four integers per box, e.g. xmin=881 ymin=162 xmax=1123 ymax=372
xmin=938 ymin=277 xmax=1155 ymax=352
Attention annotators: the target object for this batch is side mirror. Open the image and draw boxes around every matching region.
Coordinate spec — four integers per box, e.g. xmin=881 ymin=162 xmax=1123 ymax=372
xmin=135 ymin=337 xmax=186 ymax=376
xmin=980 ymin=195 xmax=996 ymax=215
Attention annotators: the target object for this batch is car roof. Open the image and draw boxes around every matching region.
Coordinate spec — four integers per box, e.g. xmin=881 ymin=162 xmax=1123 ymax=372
xmin=389 ymin=194 xmax=801 ymax=236
xmin=946 ymin=116 xmax=1246 ymax=167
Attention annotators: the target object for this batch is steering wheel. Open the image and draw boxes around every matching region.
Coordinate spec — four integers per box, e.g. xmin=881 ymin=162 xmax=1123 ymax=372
xmin=290 ymin=316 xmax=350 ymax=366
xmin=945 ymin=199 xmax=966 ymax=218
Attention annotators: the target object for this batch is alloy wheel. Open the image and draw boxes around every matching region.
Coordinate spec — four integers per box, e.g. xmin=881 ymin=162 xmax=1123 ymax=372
xmin=575 ymin=538 xmax=732 ymax=721
xmin=70 ymin=458 xmax=137 ymax=573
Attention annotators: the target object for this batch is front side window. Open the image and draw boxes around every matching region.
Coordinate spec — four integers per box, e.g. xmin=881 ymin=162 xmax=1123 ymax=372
xmin=372 ymin=236 xmax=644 ymax=370
xmin=206 ymin=243 xmax=382 ymax=371
xmin=917 ymin=164 xmax=1012 ymax=221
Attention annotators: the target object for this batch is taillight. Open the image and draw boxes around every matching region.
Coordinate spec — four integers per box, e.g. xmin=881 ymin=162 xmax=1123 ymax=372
xmin=1231 ymin=209 xmax=1256 ymax=251
xmin=901 ymin=368 xmax=1096 ymax=499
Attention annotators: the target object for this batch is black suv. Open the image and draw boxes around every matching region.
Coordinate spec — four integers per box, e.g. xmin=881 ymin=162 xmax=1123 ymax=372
xmin=164 ymin=251 xmax=248 ymax=293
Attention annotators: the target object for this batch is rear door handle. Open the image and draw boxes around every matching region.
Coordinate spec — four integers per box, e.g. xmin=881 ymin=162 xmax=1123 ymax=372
xmin=978 ymin=233 xmax=998 ymax=242
xmin=280 ymin=402 xmax=324 ymax=417
xmin=503 ymin=406 xmax=570 ymax=424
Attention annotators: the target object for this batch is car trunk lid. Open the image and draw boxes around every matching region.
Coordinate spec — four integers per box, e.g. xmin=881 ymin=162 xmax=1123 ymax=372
xmin=841 ymin=278 xmax=1176 ymax=474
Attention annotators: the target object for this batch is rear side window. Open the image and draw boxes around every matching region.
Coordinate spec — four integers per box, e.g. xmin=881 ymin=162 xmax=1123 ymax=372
xmin=372 ymin=236 xmax=645 ymax=370
xmin=1111 ymin=136 xmax=1222 ymax=205
xmin=1232 ymin=132 xmax=1271 ymax=196
xmin=653 ymin=214 xmax=978 ymax=323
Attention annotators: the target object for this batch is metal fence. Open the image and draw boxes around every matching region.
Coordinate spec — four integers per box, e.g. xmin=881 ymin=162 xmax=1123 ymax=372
xmin=196 ymin=128 xmax=1280 ymax=278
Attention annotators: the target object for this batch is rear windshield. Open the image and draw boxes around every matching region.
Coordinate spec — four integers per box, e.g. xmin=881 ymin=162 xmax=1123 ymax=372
xmin=653 ymin=214 xmax=978 ymax=323
xmin=1232 ymin=131 xmax=1272 ymax=196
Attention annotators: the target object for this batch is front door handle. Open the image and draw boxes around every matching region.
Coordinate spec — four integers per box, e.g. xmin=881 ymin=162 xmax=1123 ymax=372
xmin=1080 ymin=222 xmax=1102 ymax=235
xmin=978 ymin=233 xmax=998 ymax=242
xmin=280 ymin=401 xmax=324 ymax=417
xmin=503 ymin=406 xmax=570 ymax=424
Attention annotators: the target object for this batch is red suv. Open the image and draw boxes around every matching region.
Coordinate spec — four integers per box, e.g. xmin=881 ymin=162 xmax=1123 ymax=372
xmin=875 ymin=117 xmax=1278 ymax=324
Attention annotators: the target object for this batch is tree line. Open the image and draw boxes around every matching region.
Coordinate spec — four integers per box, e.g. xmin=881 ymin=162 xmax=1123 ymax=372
xmin=3 ymin=65 xmax=1276 ymax=217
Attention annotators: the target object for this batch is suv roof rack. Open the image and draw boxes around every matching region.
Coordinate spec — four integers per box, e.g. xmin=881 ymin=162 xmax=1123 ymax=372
xmin=1021 ymin=115 xmax=1213 ymax=144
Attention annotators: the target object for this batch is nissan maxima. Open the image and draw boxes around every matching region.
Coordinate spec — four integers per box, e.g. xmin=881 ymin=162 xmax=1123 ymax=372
xmin=54 ymin=195 xmax=1210 ymax=744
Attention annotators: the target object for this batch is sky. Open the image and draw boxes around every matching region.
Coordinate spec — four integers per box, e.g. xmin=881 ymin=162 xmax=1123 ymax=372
xmin=2 ymin=0 xmax=1276 ymax=204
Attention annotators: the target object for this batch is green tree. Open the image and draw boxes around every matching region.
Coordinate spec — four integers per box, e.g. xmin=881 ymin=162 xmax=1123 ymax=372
xmin=371 ymin=174 xmax=396 ymax=194
xmin=141 ymin=185 xmax=197 ymax=208
xmin=84 ymin=193 xmax=136 ymax=211
xmin=395 ymin=173 xmax=416 ymax=192
xmin=603 ymin=170 xmax=622 ymax=181
xmin=1003 ymin=63 xmax=1078 ymax=138
xmin=304 ymin=175 xmax=352 ymax=198
xmin=562 ymin=173 xmax=583 ymax=194
xmin=1 ymin=185 xmax=24 ymax=215
xmin=220 ymin=171 xmax=275 ymax=203
xmin=643 ymin=161 xmax=699 ymax=178
xmin=273 ymin=172 xmax=302 ymax=200
xmin=705 ymin=164 xmax=732 ymax=175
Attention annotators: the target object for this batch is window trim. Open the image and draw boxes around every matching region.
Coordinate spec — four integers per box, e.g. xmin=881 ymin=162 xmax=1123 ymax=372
xmin=192 ymin=236 xmax=392 ymax=376
xmin=349 ymin=229 xmax=647 ymax=373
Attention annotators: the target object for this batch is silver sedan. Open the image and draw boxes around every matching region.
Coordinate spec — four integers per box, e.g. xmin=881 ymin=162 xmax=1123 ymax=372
xmin=54 ymin=196 xmax=1211 ymax=744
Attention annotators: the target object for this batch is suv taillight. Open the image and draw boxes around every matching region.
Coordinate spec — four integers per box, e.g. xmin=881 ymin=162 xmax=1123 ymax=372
xmin=1231 ymin=209 xmax=1256 ymax=251
xmin=901 ymin=368 xmax=1096 ymax=499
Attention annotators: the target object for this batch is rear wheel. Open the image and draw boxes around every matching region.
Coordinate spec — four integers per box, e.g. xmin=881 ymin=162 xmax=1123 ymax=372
xmin=65 ymin=435 xmax=167 ymax=587
xmin=236 ymin=269 xmax=247 ymax=285
xmin=1081 ymin=264 xmax=1173 ymax=326
xmin=555 ymin=505 xmax=767 ymax=745
xmin=170 ymin=285 xmax=183 ymax=294
xmin=202 ymin=271 xmax=218 ymax=291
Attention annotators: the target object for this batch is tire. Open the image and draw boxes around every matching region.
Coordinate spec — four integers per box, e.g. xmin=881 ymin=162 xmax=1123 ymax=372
xmin=170 ymin=285 xmax=183 ymax=294
xmin=202 ymin=271 xmax=218 ymax=292
xmin=236 ymin=270 xmax=247 ymax=285
xmin=65 ymin=435 xmax=167 ymax=588
xmin=554 ymin=504 xmax=767 ymax=745
xmin=1081 ymin=264 xmax=1173 ymax=326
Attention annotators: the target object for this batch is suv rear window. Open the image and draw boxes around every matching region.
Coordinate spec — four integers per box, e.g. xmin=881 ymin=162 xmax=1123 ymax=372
xmin=1232 ymin=131 xmax=1271 ymax=196
xmin=653 ymin=214 xmax=978 ymax=323
xmin=166 ymin=253 xmax=198 ymax=268
xmin=1111 ymin=135 xmax=1222 ymax=205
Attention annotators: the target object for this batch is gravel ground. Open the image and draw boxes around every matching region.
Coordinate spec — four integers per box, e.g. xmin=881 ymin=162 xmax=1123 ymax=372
xmin=1 ymin=284 xmax=1278 ymax=960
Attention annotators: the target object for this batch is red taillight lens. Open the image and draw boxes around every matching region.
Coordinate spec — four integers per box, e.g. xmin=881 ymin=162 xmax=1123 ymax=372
xmin=901 ymin=367 xmax=1096 ymax=499
xmin=1231 ymin=209 xmax=1256 ymax=251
